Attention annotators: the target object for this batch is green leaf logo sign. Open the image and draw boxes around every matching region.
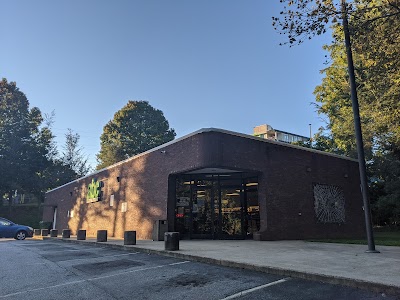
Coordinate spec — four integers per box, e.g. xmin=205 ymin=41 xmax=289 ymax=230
xmin=87 ymin=179 xmax=102 ymax=203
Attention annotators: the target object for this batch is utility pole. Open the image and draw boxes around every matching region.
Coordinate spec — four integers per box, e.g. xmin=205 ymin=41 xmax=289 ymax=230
xmin=309 ymin=123 xmax=312 ymax=143
xmin=341 ymin=0 xmax=378 ymax=253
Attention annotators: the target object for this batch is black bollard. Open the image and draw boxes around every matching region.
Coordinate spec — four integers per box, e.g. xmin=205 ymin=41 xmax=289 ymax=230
xmin=97 ymin=230 xmax=107 ymax=242
xmin=62 ymin=229 xmax=71 ymax=239
xmin=77 ymin=230 xmax=86 ymax=240
xmin=164 ymin=232 xmax=179 ymax=251
xmin=124 ymin=231 xmax=136 ymax=245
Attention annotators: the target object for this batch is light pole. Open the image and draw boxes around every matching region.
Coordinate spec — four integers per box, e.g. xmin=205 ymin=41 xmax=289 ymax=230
xmin=341 ymin=0 xmax=378 ymax=253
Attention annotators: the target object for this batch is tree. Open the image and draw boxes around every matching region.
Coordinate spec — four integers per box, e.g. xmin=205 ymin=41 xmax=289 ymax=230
xmin=38 ymin=119 xmax=91 ymax=190
xmin=273 ymin=0 xmax=400 ymax=250
xmin=292 ymin=127 xmax=345 ymax=155
xmin=0 ymin=78 xmax=53 ymax=206
xmin=272 ymin=0 xmax=400 ymax=46
xmin=0 ymin=79 xmax=92 ymax=216
xmin=274 ymin=1 xmax=400 ymax=229
xmin=312 ymin=3 xmax=400 ymax=226
xmin=96 ymin=101 xmax=176 ymax=169
xmin=61 ymin=129 xmax=91 ymax=178
xmin=313 ymin=4 xmax=400 ymax=155
xmin=40 ymin=128 xmax=91 ymax=189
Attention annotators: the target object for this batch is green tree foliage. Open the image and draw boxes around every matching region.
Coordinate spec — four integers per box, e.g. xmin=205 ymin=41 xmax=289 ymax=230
xmin=37 ymin=124 xmax=91 ymax=191
xmin=96 ymin=100 xmax=176 ymax=169
xmin=0 ymin=79 xmax=91 ymax=207
xmin=273 ymin=0 xmax=400 ymax=46
xmin=0 ymin=78 xmax=53 ymax=203
xmin=274 ymin=0 xmax=400 ymax=225
xmin=61 ymin=129 xmax=91 ymax=178
xmin=292 ymin=127 xmax=345 ymax=154
xmin=41 ymin=128 xmax=91 ymax=190
xmin=314 ymin=2 xmax=400 ymax=225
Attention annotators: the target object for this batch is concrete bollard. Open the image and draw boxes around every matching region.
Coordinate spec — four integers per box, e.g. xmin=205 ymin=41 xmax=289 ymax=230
xmin=41 ymin=229 xmax=49 ymax=236
xmin=164 ymin=232 xmax=179 ymax=251
xmin=50 ymin=229 xmax=58 ymax=237
xmin=34 ymin=229 xmax=41 ymax=236
xmin=62 ymin=229 xmax=71 ymax=239
xmin=97 ymin=230 xmax=107 ymax=242
xmin=124 ymin=231 xmax=136 ymax=245
xmin=77 ymin=230 xmax=86 ymax=240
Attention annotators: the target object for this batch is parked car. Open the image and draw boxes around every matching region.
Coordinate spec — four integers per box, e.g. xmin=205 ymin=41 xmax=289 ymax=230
xmin=0 ymin=217 xmax=33 ymax=240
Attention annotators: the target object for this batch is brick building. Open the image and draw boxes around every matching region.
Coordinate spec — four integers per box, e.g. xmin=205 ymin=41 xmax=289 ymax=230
xmin=43 ymin=128 xmax=365 ymax=240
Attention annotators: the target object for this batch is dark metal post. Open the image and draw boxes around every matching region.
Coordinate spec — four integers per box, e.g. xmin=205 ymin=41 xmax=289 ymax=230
xmin=341 ymin=0 xmax=378 ymax=253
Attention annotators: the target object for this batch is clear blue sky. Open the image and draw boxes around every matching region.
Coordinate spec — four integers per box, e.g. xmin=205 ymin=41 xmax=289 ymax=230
xmin=1 ymin=0 xmax=331 ymax=168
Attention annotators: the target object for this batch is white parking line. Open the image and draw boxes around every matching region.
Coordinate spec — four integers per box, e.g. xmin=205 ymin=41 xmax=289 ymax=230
xmin=101 ymin=252 xmax=141 ymax=257
xmin=219 ymin=278 xmax=290 ymax=300
xmin=0 ymin=261 xmax=190 ymax=298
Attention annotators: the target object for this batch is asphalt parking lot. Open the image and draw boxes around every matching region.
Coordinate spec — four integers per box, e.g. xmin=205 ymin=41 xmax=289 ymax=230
xmin=0 ymin=239 xmax=395 ymax=300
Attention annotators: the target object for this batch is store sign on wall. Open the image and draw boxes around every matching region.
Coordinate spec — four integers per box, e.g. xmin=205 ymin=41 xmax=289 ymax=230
xmin=86 ymin=179 xmax=102 ymax=203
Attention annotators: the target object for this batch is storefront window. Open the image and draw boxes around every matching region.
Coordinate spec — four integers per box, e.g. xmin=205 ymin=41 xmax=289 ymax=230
xmin=175 ymin=179 xmax=191 ymax=236
xmin=175 ymin=174 xmax=259 ymax=239
xmin=244 ymin=178 xmax=260 ymax=235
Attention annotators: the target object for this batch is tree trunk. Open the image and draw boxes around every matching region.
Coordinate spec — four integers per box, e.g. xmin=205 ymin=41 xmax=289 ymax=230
xmin=8 ymin=190 xmax=13 ymax=216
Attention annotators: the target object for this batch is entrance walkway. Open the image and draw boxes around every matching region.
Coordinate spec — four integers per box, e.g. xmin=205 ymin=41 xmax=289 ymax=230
xmin=42 ymin=237 xmax=400 ymax=296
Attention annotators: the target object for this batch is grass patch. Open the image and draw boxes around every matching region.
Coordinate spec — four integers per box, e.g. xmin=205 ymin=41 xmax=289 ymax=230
xmin=308 ymin=231 xmax=400 ymax=247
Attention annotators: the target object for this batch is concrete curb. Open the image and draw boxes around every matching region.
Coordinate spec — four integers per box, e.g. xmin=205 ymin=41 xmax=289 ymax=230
xmin=43 ymin=237 xmax=400 ymax=296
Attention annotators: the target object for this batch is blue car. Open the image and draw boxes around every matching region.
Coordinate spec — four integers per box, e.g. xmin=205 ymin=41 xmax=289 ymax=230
xmin=0 ymin=217 xmax=33 ymax=240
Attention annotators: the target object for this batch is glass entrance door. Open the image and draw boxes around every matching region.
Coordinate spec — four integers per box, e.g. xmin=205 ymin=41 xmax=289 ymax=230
xmin=191 ymin=185 xmax=244 ymax=239
xmin=219 ymin=186 xmax=244 ymax=239
xmin=175 ymin=174 xmax=258 ymax=240
xmin=191 ymin=186 xmax=214 ymax=238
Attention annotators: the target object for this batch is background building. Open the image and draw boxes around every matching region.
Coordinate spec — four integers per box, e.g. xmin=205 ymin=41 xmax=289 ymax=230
xmin=253 ymin=124 xmax=309 ymax=144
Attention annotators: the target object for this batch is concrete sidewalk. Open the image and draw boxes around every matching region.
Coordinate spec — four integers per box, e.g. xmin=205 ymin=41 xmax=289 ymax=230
xmin=42 ymin=236 xmax=400 ymax=296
